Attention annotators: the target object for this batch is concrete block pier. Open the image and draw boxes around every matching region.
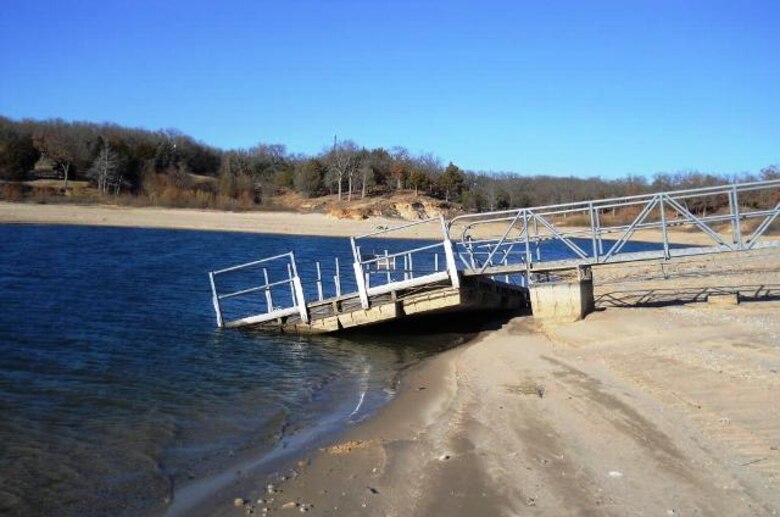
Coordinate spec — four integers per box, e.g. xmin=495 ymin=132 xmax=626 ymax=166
xmin=529 ymin=266 xmax=595 ymax=323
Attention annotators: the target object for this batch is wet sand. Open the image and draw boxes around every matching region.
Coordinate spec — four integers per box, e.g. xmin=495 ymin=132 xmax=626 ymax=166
xmin=205 ymin=250 xmax=780 ymax=517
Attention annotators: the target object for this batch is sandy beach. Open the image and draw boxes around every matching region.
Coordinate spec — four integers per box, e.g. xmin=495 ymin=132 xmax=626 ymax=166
xmin=196 ymin=249 xmax=780 ymax=517
xmin=0 ymin=201 xmax=761 ymax=247
xmin=0 ymin=202 xmax=426 ymax=238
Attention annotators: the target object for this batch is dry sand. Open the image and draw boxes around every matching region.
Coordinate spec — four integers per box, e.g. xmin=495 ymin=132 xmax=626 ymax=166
xmin=0 ymin=201 xmax=761 ymax=246
xmin=0 ymin=202 xmax=428 ymax=238
xmin=201 ymin=250 xmax=780 ymax=517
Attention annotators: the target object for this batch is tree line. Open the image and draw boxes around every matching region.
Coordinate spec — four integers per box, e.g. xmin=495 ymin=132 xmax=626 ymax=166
xmin=1 ymin=116 xmax=777 ymax=214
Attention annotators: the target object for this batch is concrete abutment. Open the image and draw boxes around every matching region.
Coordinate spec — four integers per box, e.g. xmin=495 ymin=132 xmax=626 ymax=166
xmin=529 ymin=266 xmax=595 ymax=323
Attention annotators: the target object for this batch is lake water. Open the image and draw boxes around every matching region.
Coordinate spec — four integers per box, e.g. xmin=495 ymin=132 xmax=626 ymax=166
xmin=0 ymin=225 xmax=474 ymax=516
xmin=0 ymin=223 xmax=672 ymax=516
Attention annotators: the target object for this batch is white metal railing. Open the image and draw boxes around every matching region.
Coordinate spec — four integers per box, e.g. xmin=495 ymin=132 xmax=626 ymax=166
xmin=208 ymin=252 xmax=308 ymax=328
xmin=448 ymin=179 xmax=780 ymax=276
xmin=350 ymin=216 xmax=460 ymax=309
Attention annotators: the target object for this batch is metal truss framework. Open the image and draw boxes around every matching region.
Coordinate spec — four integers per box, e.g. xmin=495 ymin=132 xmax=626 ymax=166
xmin=448 ymin=179 xmax=780 ymax=276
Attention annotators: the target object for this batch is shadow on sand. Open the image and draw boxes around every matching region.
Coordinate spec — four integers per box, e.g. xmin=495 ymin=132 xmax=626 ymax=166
xmin=595 ymin=283 xmax=780 ymax=308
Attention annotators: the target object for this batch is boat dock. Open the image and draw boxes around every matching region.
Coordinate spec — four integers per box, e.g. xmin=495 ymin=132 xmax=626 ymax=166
xmin=208 ymin=179 xmax=779 ymax=333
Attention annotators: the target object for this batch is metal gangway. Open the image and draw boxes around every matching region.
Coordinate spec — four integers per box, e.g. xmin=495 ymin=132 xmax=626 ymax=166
xmin=208 ymin=179 xmax=779 ymax=331
xmin=449 ymin=179 xmax=780 ymax=277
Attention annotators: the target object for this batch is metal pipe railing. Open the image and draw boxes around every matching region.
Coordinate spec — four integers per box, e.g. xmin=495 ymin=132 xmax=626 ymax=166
xmin=208 ymin=252 xmax=308 ymax=328
xmin=449 ymin=178 xmax=780 ymax=230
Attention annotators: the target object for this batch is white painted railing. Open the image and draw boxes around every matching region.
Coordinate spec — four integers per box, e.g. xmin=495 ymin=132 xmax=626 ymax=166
xmin=350 ymin=216 xmax=460 ymax=309
xmin=208 ymin=252 xmax=308 ymax=328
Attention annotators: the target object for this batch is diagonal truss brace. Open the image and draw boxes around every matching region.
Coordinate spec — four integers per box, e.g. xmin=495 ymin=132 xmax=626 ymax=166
xmin=526 ymin=213 xmax=587 ymax=262
xmin=746 ymin=201 xmax=780 ymax=249
xmin=602 ymin=196 xmax=660 ymax=262
xmin=664 ymin=195 xmax=734 ymax=251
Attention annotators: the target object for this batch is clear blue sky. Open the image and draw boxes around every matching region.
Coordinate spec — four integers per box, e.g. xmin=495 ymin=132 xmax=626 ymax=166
xmin=1 ymin=1 xmax=778 ymax=178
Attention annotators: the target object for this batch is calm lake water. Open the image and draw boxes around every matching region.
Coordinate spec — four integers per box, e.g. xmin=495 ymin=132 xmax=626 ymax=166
xmin=0 ymin=224 xmax=472 ymax=517
xmin=0 ymin=223 xmax=671 ymax=516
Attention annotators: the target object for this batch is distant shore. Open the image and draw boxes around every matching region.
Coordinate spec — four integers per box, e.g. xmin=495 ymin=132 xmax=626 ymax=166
xmin=0 ymin=202 xmax=428 ymax=238
xmin=0 ymin=201 xmax=752 ymax=246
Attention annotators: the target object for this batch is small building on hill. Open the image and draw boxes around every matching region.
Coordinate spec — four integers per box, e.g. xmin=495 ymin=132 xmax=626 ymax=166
xmin=28 ymin=155 xmax=59 ymax=179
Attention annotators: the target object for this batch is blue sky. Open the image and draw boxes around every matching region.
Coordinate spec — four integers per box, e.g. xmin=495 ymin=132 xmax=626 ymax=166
xmin=1 ymin=1 xmax=778 ymax=178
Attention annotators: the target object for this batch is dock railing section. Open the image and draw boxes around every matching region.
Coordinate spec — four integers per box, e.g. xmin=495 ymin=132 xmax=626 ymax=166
xmin=448 ymin=179 xmax=780 ymax=281
xmin=350 ymin=216 xmax=460 ymax=309
xmin=208 ymin=252 xmax=308 ymax=329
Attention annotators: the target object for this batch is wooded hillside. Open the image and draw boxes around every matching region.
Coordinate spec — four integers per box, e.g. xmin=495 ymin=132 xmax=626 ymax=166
xmin=1 ymin=116 xmax=777 ymax=216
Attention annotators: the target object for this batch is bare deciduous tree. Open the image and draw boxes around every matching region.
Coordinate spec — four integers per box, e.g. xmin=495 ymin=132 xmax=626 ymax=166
xmin=87 ymin=143 xmax=123 ymax=194
xmin=327 ymin=137 xmax=358 ymax=201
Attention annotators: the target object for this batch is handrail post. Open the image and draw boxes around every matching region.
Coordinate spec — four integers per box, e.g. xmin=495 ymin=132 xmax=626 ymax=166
xmin=316 ymin=261 xmax=324 ymax=301
xmin=351 ymin=237 xmax=370 ymax=309
xmin=263 ymin=268 xmax=274 ymax=312
xmin=208 ymin=271 xmax=224 ymax=328
xmin=533 ymin=215 xmax=541 ymax=262
xmin=588 ymin=202 xmax=598 ymax=261
xmin=289 ymin=252 xmax=309 ymax=324
xmin=292 ymin=276 xmax=309 ymax=323
xmin=659 ymin=194 xmax=670 ymax=259
xmin=385 ymin=250 xmax=392 ymax=283
xmin=594 ymin=208 xmax=603 ymax=256
xmin=287 ymin=263 xmax=296 ymax=301
xmin=523 ymin=210 xmax=532 ymax=281
xmin=730 ymin=185 xmax=743 ymax=249
xmin=440 ymin=216 xmax=460 ymax=288
xmin=334 ymin=257 xmax=342 ymax=297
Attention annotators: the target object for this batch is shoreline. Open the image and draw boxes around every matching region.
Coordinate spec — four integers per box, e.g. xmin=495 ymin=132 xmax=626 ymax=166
xmin=164 ymin=326 xmax=486 ymax=517
xmin=0 ymin=201 xmax=760 ymax=246
xmin=186 ymin=329 xmax=477 ymax=517
xmin=0 ymin=202 xmax=442 ymax=240
xmin=201 ymin=250 xmax=780 ymax=516
xmin=166 ymin=328 xmax=485 ymax=517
